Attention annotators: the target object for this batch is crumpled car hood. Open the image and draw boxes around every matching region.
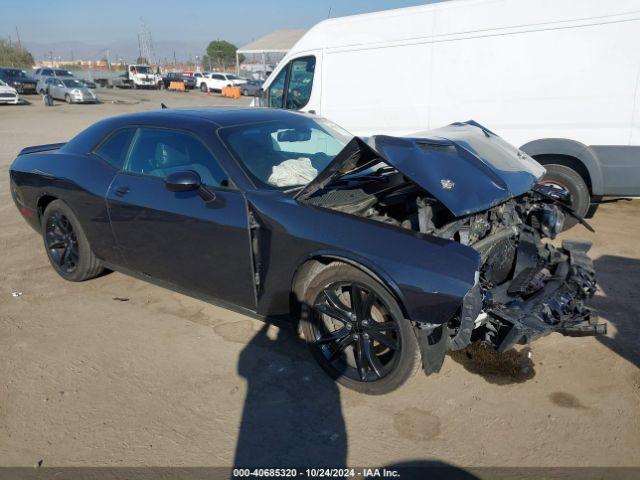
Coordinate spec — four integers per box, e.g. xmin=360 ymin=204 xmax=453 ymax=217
xmin=296 ymin=120 xmax=546 ymax=217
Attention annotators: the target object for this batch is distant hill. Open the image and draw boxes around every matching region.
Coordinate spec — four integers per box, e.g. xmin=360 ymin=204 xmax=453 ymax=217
xmin=23 ymin=38 xmax=234 ymax=64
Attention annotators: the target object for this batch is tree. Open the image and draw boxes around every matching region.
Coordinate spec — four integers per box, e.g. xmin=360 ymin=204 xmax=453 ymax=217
xmin=0 ymin=39 xmax=34 ymax=68
xmin=205 ymin=40 xmax=243 ymax=70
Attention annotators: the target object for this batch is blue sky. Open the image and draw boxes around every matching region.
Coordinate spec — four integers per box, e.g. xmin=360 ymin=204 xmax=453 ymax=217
xmin=4 ymin=0 xmax=440 ymax=45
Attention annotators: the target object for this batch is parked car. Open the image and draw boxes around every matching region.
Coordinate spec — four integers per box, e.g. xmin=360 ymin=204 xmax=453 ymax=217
xmin=0 ymin=68 xmax=37 ymax=94
xmin=259 ymin=0 xmax=640 ymax=226
xmin=9 ymin=108 xmax=603 ymax=394
xmin=240 ymin=79 xmax=263 ymax=96
xmin=0 ymin=79 xmax=20 ymax=104
xmin=35 ymin=68 xmax=78 ymax=94
xmin=199 ymin=72 xmax=247 ymax=93
xmin=159 ymin=72 xmax=196 ymax=89
xmin=79 ymin=79 xmax=97 ymax=89
xmin=42 ymin=77 xmax=98 ymax=103
xmin=111 ymin=74 xmax=133 ymax=89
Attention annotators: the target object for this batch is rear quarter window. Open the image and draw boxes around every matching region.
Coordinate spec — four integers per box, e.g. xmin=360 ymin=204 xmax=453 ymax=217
xmin=94 ymin=128 xmax=135 ymax=170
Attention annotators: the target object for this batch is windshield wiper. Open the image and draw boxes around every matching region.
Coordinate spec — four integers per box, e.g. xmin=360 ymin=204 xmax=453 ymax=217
xmin=283 ymin=185 xmax=307 ymax=194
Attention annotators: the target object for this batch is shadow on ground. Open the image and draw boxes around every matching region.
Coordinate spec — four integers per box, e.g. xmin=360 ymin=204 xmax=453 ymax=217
xmin=233 ymin=322 xmax=347 ymax=468
xmin=592 ymin=255 xmax=640 ymax=369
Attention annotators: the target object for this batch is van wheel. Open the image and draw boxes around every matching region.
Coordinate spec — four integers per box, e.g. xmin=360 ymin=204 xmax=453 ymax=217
xmin=41 ymin=200 xmax=104 ymax=282
xmin=540 ymin=164 xmax=590 ymax=230
xmin=300 ymin=263 xmax=419 ymax=394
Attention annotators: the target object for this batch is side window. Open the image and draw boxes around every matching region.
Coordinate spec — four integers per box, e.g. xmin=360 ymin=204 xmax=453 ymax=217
xmin=124 ymin=128 xmax=227 ymax=187
xmin=285 ymin=57 xmax=315 ymax=110
xmin=94 ymin=128 xmax=135 ymax=170
xmin=268 ymin=67 xmax=288 ymax=108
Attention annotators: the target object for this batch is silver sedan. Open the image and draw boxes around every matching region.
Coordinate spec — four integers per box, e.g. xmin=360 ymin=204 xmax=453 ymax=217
xmin=41 ymin=77 xmax=98 ymax=104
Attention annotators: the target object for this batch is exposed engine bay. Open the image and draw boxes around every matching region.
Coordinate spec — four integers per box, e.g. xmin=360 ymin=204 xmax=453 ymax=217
xmin=302 ymin=167 xmax=604 ymax=358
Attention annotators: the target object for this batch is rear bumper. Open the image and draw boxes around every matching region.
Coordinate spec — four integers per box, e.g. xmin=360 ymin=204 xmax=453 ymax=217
xmin=485 ymin=239 xmax=603 ymax=351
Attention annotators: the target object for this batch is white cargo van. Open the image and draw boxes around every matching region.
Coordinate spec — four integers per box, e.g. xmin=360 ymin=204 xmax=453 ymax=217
xmin=258 ymin=0 xmax=640 ymax=218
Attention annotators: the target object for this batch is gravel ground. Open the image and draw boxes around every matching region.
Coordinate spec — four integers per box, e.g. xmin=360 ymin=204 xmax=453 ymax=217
xmin=0 ymin=89 xmax=639 ymax=472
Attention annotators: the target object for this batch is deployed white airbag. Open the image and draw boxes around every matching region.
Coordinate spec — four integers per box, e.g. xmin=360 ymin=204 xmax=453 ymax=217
xmin=268 ymin=157 xmax=318 ymax=187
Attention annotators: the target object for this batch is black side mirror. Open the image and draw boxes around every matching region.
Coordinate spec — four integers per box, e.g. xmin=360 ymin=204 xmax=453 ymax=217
xmin=255 ymin=88 xmax=264 ymax=98
xmin=164 ymin=170 xmax=216 ymax=202
xmin=164 ymin=170 xmax=201 ymax=192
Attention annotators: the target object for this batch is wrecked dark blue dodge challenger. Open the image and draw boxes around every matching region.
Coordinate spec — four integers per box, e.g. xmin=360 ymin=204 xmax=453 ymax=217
xmin=9 ymin=108 xmax=605 ymax=394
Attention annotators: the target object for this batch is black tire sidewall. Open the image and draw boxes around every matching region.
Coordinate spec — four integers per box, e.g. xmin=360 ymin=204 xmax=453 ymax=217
xmin=300 ymin=263 xmax=419 ymax=395
xmin=41 ymin=200 xmax=98 ymax=282
xmin=541 ymin=164 xmax=590 ymax=229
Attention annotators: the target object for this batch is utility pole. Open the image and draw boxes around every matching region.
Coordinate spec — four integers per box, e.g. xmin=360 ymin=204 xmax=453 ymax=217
xmin=15 ymin=26 xmax=22 ymax=48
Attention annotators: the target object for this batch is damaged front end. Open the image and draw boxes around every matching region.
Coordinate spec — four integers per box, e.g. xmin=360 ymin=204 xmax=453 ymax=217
xmin=297 ymin=120 xmax=605 ymax=375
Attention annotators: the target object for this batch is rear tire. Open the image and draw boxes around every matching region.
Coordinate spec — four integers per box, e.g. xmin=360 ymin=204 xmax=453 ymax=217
xmin=540 ymin=164 xmax=590 ymax=230
xmin=41 ymin=200 xmax=104 ymax=282
xmin=300 ymin=263 xmax=419 ymax=394
xmin=200 ymin=83 xmax=208 ymax=92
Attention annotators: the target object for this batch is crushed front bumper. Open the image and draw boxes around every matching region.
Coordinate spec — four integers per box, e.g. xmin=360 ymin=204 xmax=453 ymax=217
xmin=414 ymin=236 xmax=604 ymax=376
xmin=484 ymin=239 xmax=604 ymax=352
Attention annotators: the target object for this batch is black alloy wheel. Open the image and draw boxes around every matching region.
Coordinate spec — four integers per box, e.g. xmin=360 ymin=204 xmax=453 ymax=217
xmin=301 ymin=263 xmax=419 ymax=394
xmin=312 ymin=281 xmax=401 ymax=381
xmin=45 ymin=212 xmax=79 ymax=274
xmin=41 ymin=200 xmax=104 ymax=282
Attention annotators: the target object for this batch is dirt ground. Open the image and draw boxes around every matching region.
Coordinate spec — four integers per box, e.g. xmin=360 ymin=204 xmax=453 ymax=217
xmin=0 ymin=89 xmax=639 ymax=471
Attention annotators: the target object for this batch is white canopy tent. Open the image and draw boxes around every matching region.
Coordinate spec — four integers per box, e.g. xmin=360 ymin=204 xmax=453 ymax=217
xmin=236 ymin=29 xmax=306 ymax=76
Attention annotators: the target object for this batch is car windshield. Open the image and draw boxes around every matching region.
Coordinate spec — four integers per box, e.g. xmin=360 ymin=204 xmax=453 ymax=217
xmin=0 ymin=79 xmax=6 ymax=86
xmin=135 ymin=66 xmax=151 ymax=74
xmin=220 ymin=116 xmax=353 ymax=189
xmin=4 ymin=69 xmax=27 ymax=77
xmin=63 ymin=79 xmax=84 ymax=88
xmin=226 ymin=74 xmax=238 ymax=80
xmin=55 ymin=70 xmax=73 ymax=77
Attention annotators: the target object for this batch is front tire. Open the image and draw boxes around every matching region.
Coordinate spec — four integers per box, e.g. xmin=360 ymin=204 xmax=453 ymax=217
xmin=540 ymin=164 xmax=590 ymax=229
xmin=41 ymin=200 xmax=104 ymax=282
xmin=65 ymin=94 xmax=72 ymax=104
xmin=300 ymin=263 xmax=419 ymax=394
xmin=200 ymin=83 xmax=208 ymax=92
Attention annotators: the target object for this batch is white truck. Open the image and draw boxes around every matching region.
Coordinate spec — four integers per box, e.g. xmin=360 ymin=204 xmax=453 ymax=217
xmin=125 ymin=64 xmax=160 ymax=89
xmin=198 ymin=72 xmax=247 ymax=93
xmin=257 ymin=0 xmax=640 ymax=219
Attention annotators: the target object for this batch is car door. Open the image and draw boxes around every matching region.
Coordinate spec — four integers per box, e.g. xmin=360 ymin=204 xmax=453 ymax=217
xmin=211 ymin=74 xmax=225 ymax=91
xmin=106 ymin=126 xmax=256 ymax=310
xmin=52 ymin=79 xmax=64 ymax=99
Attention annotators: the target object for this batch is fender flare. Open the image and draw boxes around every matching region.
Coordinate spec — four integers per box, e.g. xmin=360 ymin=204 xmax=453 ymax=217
xmin=520 ymin=138 xmax=604 ymax=195
xmin=290 ymin=250 xmax=410 ymax=321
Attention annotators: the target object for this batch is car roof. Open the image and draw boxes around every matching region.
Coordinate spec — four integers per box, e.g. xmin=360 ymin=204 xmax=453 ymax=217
xmin=106 ymin=107 xmax=311 ymax=128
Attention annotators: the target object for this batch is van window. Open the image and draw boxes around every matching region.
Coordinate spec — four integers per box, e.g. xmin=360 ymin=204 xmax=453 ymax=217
xmin=285 ymin=57 xmax=315 ymax=110
xmin=268 ymin=67 xmax=287 ymax=108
